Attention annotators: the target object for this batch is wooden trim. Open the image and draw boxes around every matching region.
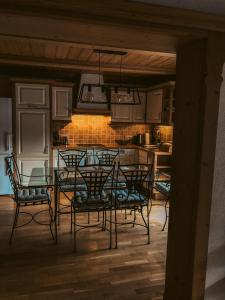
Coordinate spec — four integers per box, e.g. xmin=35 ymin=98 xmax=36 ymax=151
xmin=0 ymin=1 xmax=225 ymax=33
xmin=0 ymin=55 xmax=175 ymax=75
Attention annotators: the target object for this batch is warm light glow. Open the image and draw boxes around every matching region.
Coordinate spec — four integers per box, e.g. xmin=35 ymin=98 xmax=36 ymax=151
xmin=70 ymin=115 xmax=112 ymax=129
xmin=57 ymin=114 xmax=149 ymax=146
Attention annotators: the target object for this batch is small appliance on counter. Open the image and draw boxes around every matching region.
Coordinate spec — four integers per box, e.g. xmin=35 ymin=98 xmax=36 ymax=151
xmin=132 ymin=133 xmax=151 ymax=146
xmin=133 ymin=134 xmax=144 ymax=145
xmin=53 ymin=131 xmax=69 ymax=146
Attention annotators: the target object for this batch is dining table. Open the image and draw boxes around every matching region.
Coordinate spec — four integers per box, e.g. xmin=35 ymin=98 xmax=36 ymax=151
xmin=20 ymin=164 xmax=151 ymax=243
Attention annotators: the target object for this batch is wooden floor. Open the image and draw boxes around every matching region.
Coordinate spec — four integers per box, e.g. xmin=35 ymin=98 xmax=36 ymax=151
xmin=0 ymin=196 xmax=168 ymax=300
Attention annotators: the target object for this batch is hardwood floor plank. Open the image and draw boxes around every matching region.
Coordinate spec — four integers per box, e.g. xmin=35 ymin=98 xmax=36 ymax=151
xmin=0 ymin=196 xmax=167 ymax=300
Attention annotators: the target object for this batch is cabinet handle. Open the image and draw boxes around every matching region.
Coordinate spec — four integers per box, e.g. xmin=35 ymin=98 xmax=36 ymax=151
xmin=44 ymin=145 xmax=49 ymax=154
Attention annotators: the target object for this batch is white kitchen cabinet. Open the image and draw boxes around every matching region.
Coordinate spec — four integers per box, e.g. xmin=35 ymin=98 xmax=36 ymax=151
xmin=16 ymin=109 xmax=50 ymax=175
xmin=17 ymin=157 xmax=49 ymax=184
xmin=111 ymin=104 xmax=133 ymax=123
xmin=146 ymin=89 xmax=163 ymax=123
xmin=132 ymin=91 xmax=146 ymax=123
xmin=16 ymin=109 xmax=50 ymax=157
xmin=15 ymin=83 xmax=49 ymax=108
xmin=52 ymin=86 xmax=72 ymax=120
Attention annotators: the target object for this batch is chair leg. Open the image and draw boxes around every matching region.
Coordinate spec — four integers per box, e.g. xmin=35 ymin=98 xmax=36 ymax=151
xmin=54 ymin=186 xmax=58 ymax=244
xmin=9 ymin=203 xmax=20 ymax=244
xmin=48 ymin=203 xmax=55 ymax=240
xmin=87 ymin=211 xmax=90 ymax=224
xmin=57 ymin=190 xmax=60 ymax=226
xmin=70 ymin=203 xmax=73 ymax=234
xmin=102 ymin=210 xmax=105 ymax=231
xmin=147 ymin=204 xmax=151 ymax=244
xmin=162 ymin=200 xmax=169 ymax=231
xmin=97 ymin=210 xmax=100 ymax=222
xmin=132 ymin=209 xmax=136 ymax=227
xmin=73 ymin=208 xmax=77 ymax=253
xmin=115 ymin=208 xmax=118 ymax=249
xmin=109 ymin=208 xmax=112 ymax=249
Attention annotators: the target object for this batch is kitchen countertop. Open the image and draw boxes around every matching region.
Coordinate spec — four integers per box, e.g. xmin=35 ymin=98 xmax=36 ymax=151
xmin=52 ymin=144 xmax=172 ymax=154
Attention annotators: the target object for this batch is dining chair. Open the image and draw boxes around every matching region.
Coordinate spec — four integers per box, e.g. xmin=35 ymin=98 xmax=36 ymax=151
xmin=153 ymin=172 xmax=171 ymax=231
xmin=113 ymin=163 xmax=153 ymax=247
xmin=56 ymin=149 xmax=87 ymax=225
xmin=5 ymin=154 xmax=54 ymax=244
xmin=71 ymin=163 xmax=115 ymax=252
xmin=96 ymin=149 xmax=119 ymax=165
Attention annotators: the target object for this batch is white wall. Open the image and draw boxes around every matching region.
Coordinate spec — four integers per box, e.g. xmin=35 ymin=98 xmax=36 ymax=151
xmin=205 ymin=64 xmax=225 ymax=300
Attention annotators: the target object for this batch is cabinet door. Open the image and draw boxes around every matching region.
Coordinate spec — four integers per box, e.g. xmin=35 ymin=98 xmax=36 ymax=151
xmin=111 ymin=105 xmax=133 ymax=123
xmin=16 ymin=83 xmax=49 ymax=108
xmin=139 ymin=150 xmax=148 ymax=164
xmin=132 ymin=91 xmax=146 ymax=123
xmin=16 ymin=109 xmax=50 ymax=157
xmin=17 ymin=157 xmax=49 ymax=184
xmin=52 ymin=87 xmax=72 ymax=120
xmin=146 ymin=89 xmax=163 ymax=123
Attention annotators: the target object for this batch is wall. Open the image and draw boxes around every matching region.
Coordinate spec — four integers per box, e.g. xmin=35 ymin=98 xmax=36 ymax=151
xmin=53 ymin=115 xmax=150 ymax=146
xmin=0 ymin=76 xmax=11 ymax=97
xmin=205 ymin=64 xmax=225 ymax=300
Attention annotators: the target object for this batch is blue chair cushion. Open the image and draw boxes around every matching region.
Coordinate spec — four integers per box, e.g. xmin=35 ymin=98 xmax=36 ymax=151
xmin=113 ymin=189 xmax=146 ymax=203
xmin=18 ymin=187 xmax=49 ymax=202
xmin=72 ymin=190 xmax=111 ymax=208
xmin=59 ymin=183 xmax=87 ymax=192
xmin=154 ymin=181 xmax=171 ymax=197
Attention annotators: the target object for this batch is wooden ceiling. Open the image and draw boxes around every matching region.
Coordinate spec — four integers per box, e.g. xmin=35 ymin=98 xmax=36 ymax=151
xmin=0 ymin=36 xmax=176 ymax=77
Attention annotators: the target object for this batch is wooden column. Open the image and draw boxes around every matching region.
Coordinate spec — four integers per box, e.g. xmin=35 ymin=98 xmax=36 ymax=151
xmin=164 ymin=34 xmax=225 ymax=300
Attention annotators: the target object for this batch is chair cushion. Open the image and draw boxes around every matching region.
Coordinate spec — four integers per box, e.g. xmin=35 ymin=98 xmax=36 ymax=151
xmin=59 ymin=183 xmax=87 ymax=192
xmin=154 ymin=181 xmax=171 ymax=197
xmin=72 ymin=190 xmax=111 ymax=208
xmin=18 ymin=187 xmax=49 ymax=202
xmin=113 ymin=189 xmax=146 ymax=204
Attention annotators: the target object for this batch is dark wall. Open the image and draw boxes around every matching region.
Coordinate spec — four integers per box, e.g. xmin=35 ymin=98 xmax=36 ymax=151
xmin=0 ymin=76 xmax=12 ymax=97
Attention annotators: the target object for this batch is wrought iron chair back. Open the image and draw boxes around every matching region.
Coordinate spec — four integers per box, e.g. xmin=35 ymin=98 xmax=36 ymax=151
xmin=5 ymin=154 xmax=54 ymax=243
xmin=117 ymin=163 xmax=153 ymax=198
xmin=77 ymin=164 xmax=115 ymax=202
xmin=58 ymin=149 xmax=87 ymax=167
xmin=96 ymin=149 xmax=119 ymax=166
xmin=5 ymin=155 xmax=21 ymax=195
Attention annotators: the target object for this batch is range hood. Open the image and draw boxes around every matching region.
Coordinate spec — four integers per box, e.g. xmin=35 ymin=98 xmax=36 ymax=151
xmin=74 ymin=73 xmax=111 ymax=115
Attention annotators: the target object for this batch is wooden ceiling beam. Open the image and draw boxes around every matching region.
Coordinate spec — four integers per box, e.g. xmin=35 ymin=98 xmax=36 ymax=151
xmin=0 ymin=35 xmax=177 ymax=58
xmin=0 ymin=54 xmax=175 ymax=75
xmin=0 ymin=0 xmax=224 ymax=33
xmin=0 ymin=11 xmax=200 ymax=54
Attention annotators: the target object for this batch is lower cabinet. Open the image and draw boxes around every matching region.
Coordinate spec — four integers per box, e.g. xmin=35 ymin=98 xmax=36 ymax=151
xmin=17 ymin=157 xmax=49 ymax=184
xmin=117 ymin=149 xmax=138 ymax=164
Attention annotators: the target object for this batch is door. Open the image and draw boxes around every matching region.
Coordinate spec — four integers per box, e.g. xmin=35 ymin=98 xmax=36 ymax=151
xmin=52 ymin=86 xmax=72 ymax=120
xmin=146 ymin=89 xmax=163 ymax=123
xmin=16 ymin=109 xmax=49 ymax=157
xmin=17 ymin=157 xmax=49 ymax=185
xmin=16 ymin=109 xmax=50 ymax=175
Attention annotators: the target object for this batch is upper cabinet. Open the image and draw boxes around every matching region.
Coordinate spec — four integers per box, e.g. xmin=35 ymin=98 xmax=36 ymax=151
xmin=111 ymin=104 xmax=133 ymax=123
xmin=146 ymin=82 xmax=175 ymax=125
xmin=111 ymin=90 xmax=146 ymax=123
xmin=52 ymin=86 xmax=73 ymax=120
xmin=132 ymin=91 xmax=146 ymax=123
xmin=146 ymin=89 xmax=163 ymax=124
xmin=15 ymin=83 xmax=49 ymax=108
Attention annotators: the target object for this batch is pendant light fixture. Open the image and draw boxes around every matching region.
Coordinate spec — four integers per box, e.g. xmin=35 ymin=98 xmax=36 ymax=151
xmin=77 ymin=49 xmax=141 ymax=105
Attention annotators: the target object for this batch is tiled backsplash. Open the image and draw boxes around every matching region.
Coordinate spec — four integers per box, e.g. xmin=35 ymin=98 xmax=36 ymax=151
xmin=53 ymin=115 xmax=150 ymax=146
xmin=155 ymin=125 xmax=173 ymax=143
